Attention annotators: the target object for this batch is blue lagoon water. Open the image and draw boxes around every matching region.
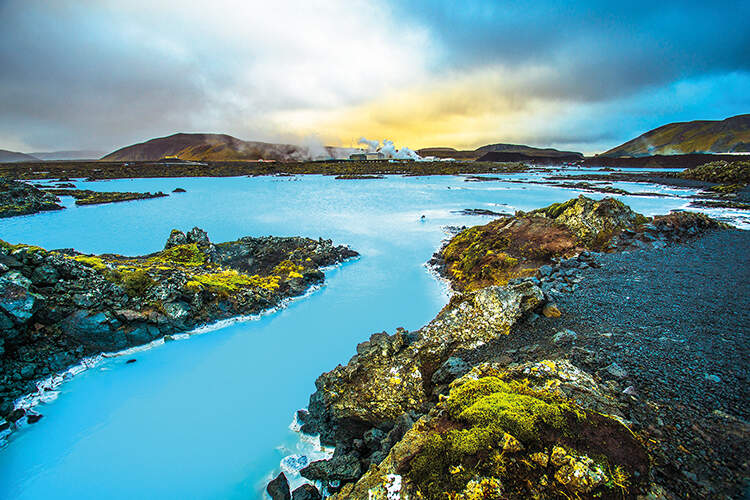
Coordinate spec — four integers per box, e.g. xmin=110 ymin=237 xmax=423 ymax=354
xmin=0 ymin=174 xmax=723 ymax=498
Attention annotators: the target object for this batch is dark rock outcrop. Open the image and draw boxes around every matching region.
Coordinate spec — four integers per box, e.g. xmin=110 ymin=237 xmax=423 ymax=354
xmin=0 ymin=178 xmax=63 ymax=218
xmin=291 ymin=484 xmax=321 ymax=500
xmin=266 ymin=472 xmax=291 ymax=500
xmin=296 ymin=280 xmax=545 ymax=491
xmin=44 ymin=188 xmax=168 ymax=206
xmin=434 ymin=195 xmax=729 ymax=291
xmin=287 ymin=198 xmax=732 ymax=498
xmin=331 ymin=361 xmax=650 ymax=499
xmin=0 ymin=229 xmax=357 ymax=420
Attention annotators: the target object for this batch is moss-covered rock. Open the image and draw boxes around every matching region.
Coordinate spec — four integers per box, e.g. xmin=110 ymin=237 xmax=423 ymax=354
xmin=439 ymin=215 xmax=581 ymax=291
xmin=527 ymin=195 xmax=643 ymax=248
xmin=299 ymin=281 xmax=545 ymax=457
xmin=0 ymin=178 xmax=63 ymax=218
xmin=43 ymin=188 xmax=168 ymax=205
xmin=332 ymin=361 xmax=650 ymax=500
xmin=437 ymin=195 xmax=726 ymax=291
xmin=0 ymin=229 xmax=357 ymax=419
xmin=678 ymin=160 xmax=750 ymax=184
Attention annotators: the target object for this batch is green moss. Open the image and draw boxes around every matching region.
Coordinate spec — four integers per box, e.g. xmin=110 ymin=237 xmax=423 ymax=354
xmin=121 ymin=269 xmax=156 ymax=297
xmin=634 ymin=213 xmax=651 ymax=225
xmin=679 ymin=160 xmax=750 ymax=183
xmin=441 ymin=226 xmax=522 ymax=289
xmin=149 ymin=243 xmax=206 ymax=266
xmin=707 ymin=183 xmax=746 ymax=194
xmin=192 ymin=269 xmax=280 ymax=295
xmin=184 ymin=280 xmax=203 ymax=293
xmin=0 ymin=242 xmax=48 ymax=255
xmin=272 ymin=259 xmax=305 ymax=279
xmin=407 ymin=376 xmax=586 ymax=499
xmin=71 ymin=255 xmax=108 ymax=271
xmin=446 ymin=377 xmax=574 ymax=442
xmin=534 ymin=198 xmax=578 ymax=219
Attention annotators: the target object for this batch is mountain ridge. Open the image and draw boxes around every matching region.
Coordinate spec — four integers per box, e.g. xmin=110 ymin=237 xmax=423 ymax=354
xmin=603 ymin=114 xmax=750 ymax=157
xmin=0 ymin=149 xmax=40 ymax=162
xmin=417 ymin=143 xmax=582 ymax=160
xmin=102 ymin=133 xmax=356 ymax=162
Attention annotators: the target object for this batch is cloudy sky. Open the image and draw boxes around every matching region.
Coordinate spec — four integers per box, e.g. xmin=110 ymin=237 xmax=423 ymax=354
xmin=1 ymin=0 xmax=748 ymax=154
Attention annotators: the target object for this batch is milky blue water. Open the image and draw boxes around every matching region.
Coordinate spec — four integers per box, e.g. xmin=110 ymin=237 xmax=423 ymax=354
xmin=0 ymin=174 xmax=724 ymax=499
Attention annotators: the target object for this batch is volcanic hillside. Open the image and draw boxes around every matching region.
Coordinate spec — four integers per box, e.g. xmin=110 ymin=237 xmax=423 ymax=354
xmin=603 ymin=114 xmax=750 ymax=157
xmin=0 ymin=149 xmax=39 ymax=162
xmin=102 ymin=133 xmax=353 ymax=162
xmin=417 ymin=143 xmax=582 ymax=160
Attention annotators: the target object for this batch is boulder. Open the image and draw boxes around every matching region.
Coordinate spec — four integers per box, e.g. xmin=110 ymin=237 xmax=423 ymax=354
xmin=266 ymin=472 xmax=291 ymax=500
xmin=60 ymin=310 xmax=124 ymax=350
xmin=162 ymin=301 xmax=191 ymax=326
xmin=186 ymin=227 xmax=209 ymax=245
xmin=164 ymin=229 xmax=187 ymax=249
xmin=125 ymin=323 xmax=161 ymax=345
xmin=329 ymin=360 xmax=649 ymax=499
xmin=291 ymin=484 xmax=321 ymax=500
xmin=30 ymin=264 xmax=59 ymax=285
xmin=300 ymin=454 xmax=362 ymax=483
xmin=540 ymin=195 xmax=641 ymax=245
xmin=0 ymin=272 xmax=39 ymax=323
xmin=542 ymin=303 xmax=562 ymax=318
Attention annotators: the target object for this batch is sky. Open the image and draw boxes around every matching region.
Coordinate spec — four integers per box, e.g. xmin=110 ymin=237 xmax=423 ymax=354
xmin=0 ymin=0 xmax=748 ymax=155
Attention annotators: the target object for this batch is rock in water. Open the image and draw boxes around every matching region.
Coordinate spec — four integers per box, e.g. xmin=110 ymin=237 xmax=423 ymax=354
xmin=292 ymin=484 xmax=322 ymax=500
xmin=0 ymin=178 xmax=63 ymax=218
xmin=300 ymin=454 xmax=362 ymax=483
xmin=300 ymin=280 xmax=544 ymax=447
xmin=266 ymin=472 xmax=291 ymax=500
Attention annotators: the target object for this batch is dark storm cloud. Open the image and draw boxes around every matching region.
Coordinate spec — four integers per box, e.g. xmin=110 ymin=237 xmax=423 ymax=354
xmin=394 ymin=0 xmax=750 ymax=102
xmin=0 ymin=1 xmax=218 ymax=150
xmin=0 ymin=0 xmax=748 ymax=153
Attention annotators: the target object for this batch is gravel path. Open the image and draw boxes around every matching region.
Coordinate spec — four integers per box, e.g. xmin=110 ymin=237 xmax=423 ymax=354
xmin=466 ymin=229 xmax=750 ymax=498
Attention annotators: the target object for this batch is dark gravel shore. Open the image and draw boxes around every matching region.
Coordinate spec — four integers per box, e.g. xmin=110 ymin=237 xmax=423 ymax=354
xmin=465 ymin=229 xmax=750 ymax=498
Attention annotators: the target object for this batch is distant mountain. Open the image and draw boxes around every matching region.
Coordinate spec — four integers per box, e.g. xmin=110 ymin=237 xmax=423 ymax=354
xmin=0 ymin=149 xmax=39 ymax=162
xmin=103 ymin=133 xmax=354 ymax=162
xmin=31 ymin=150 xmax=107 ymax=161
xmin=603 ymin=114 xmax=750 ymax=157
xmin=417 ymin=143 xmax=582 ymax=160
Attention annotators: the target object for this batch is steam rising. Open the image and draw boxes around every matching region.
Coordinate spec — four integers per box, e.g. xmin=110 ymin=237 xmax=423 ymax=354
xmin=357 ymin=137 xmax=422 ymax=160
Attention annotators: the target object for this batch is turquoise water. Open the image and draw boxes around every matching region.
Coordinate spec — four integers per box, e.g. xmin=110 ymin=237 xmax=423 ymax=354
xmin=0 ymin=174 xmax=712 ymax=498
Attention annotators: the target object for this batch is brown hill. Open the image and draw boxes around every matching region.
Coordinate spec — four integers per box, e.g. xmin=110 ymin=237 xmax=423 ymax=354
xmin=102 ymin=133 xmax=353 ymax=162
xmin=417 ymin=143 xmax=582 ymax=160
xmin=603 ymin=114 xmax=750 ymax=157
xmin=0 ymin=149 xmax=39 ymax=162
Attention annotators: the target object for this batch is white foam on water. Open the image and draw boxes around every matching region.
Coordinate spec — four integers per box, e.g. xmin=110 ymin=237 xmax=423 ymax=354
xmin=262 ymin=411 xmax=334 ymax=497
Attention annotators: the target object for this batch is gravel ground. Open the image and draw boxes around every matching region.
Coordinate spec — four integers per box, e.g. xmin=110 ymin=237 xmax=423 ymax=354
xmin=464 ymin=229 xmax=750 ymax=498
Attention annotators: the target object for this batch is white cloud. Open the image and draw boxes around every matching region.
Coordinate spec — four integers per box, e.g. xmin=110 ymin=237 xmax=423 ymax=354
xmin=0 ymin=0 xmax=431 ymax=150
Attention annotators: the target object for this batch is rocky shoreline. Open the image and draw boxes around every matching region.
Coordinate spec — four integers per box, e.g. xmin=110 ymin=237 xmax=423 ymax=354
xmin=44 ymin=188 xmax=168 ymax=205
xmin=0 ymin=178 xmax=63 ymax=217
xmin=0 ymin=159 xmax=531 ymax=181
xmin=0 ymin=177 xmax=172 ymax=217
xmin=0 ymin=228 xmax=357 ymax=430
xmin=267 ymin=196 xmax=742 ymax=499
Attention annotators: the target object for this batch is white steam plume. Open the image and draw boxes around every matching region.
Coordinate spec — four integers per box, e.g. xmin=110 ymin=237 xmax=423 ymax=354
xmin=357 ymin=138 xmax=423 ymax=160
xmin=357 ymin=137 xmax=380 ymax=152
